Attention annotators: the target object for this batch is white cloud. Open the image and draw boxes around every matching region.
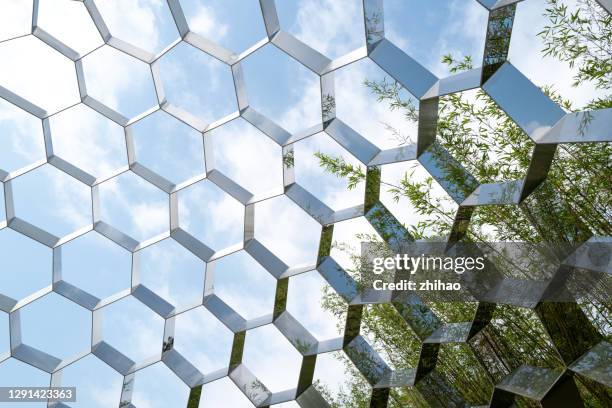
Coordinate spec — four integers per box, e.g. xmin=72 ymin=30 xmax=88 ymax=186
xmin=37 ymin=0 xmax=103 ymax=55
xmin=189 ymin=5 xmax=229 ymax=41
xmin=288 ymin=0 xmax=364 ymax=59
xmin=0 ymin=36 xmax=80 ymax=114
xmin=0 ymin=0 xmax=32 ymax=42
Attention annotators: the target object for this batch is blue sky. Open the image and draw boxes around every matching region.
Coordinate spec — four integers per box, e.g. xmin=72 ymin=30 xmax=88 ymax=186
xmin=0 ymin=0 xmax=604 ymax=407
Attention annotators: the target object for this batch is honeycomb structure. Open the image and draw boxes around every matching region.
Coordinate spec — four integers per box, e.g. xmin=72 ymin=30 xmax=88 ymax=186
xmin=0 ymin=0 xmax=611 ymax=407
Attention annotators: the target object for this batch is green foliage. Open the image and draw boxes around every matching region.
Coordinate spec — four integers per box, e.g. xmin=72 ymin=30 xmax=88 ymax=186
xmin=314 ymin=151 xmax=366 ymax=190
xmin=540 ymin=0 xmax=612 ymax=93
xmin=315 ymin=1 xmax=611 ymax=406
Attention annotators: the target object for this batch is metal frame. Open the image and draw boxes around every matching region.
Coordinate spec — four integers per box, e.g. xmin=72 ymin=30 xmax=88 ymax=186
xmin=0 ymin=0 xmax=610 ymax=407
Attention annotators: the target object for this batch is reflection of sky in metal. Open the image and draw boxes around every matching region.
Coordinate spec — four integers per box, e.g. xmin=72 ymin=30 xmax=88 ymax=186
xmin=0 ymin=0 xmax=609 ymax=407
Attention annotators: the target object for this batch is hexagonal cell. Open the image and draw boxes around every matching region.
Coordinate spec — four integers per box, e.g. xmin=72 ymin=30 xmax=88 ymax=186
xmin=0 ymin=229 xmax=51 ymax=301
xmin=312 ymin=351 xmax=351 ymax=401
xmin=156 ymin=41 xmax=237 ymax=122
xmin=206 ymin=117 xmax=283 ymax=196
xmin=212 ymin=251 xmax=276 ymax=320
xmin=54 ymin=354 xmax=123 ymax=408
xmin=380 ymin=161 xmax=458 ymax=236
xmin=199 ymin=376 xmax=253 ymax=407
xmin=36 ymin=0 xmax=103 ymax=55
xmin=0 ymin=98 xmax=45 ymax=176
xmin=243 ymin=324 xmax=302 ymax=393
xmin=131 ymin=362 xmax=190 ymax=408
xmin=97 ymin=171 xmax=169 ymax=243
xmin=277 ymin=0 xmax=364 ymax=59
xmin=335 ymin=57 xmax=419 ymax=149
xmin=0 ymin=0 xmax=32 ymax=42
xmin=242 ymin=44 xmax=322 ymax=134
xmin=0 ymin=358 xmax=49 ymax=403
xmin=294 ymin=131 xmax=365 ymax=211
xmin=287 ymin=270 xmax=345 ymax=341
xmin=384 ymin=0 xmax=487 ymax=75
xmin=48 ymin=103 xmax=127 ymax=181
xmin=177 ymin=179 xmax=244 ymax=251
xmin=95 ymin=0 xmax=179 ymax=55
xmin=61 ymin=231 xmax=131 ymax=300
xmin=173 ymin=306 xmax=233 ymax=374
xmin=508 ymin=0 xmax=607 ymax=107
xmin=436 ymin=342 xmax=494 ymax=405
xmin=98 ymin=296 xmax=165 ymax=362
xmin=361 ymin=304 xmax=421 ymax=370
xmin=254 ymin=195 xmax=321 ymax=267
xmin=181 ymin=0 xmax=267 ymax=54
xmin=129 ymin=110 xmax=205 ymax=185
xmin=329 ymin=216 xmax=382 ymax=272
xmin=20 ymin=292 xmax=91 ymax=361
xmin=138 ymin=238 xmax=206 ymax=310
xmin=81 ymin=45 xmax=158 ymax=119
xmin=11 ymin=164 xmax=92 ymax=237
xmin=0 ymin=36 xmax=80 ymax=114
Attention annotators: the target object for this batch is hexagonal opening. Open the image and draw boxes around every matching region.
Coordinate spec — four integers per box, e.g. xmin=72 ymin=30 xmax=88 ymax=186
xmin=206 ymin=117 xmax=283 ymax=197
xmin=61 ymin=231 xmax=131 ymax=301
xmin=48 ymin=103 xmax=127 ymax=181
xmin=383 ymin=0 xmax=487 ymax=76
xmin=137 ymin=238 xmax=206 ymax=311
xmin=11 ymin=164 xmax=92 ymax=237
xmin=435 ymin=88 xmax=535 ymax=185
xmin=242 ymin=44 xmax=322 ymax=134
xmin=242 ymin=324 xmax=302 ymax=393
xmin=95 ymin=0 xmax=179 ymax=55
xmin=0 ymin=229 xmax=51 ymax=302
xmin=54 ymin=354 xmax=123 ymax=408
xmin=508 ymin=0 xmax=607 ymax=107
xmin=199 ymin=376 xmax=254 ymax=407
xmin=329 ymin=216 xmax=383 ymax=272
xmin=156 ymin=41 xmax=237 ymax=122
xmin=380 ymin=161 xmax=459 ymax=237
xmin=254 ymin=195 xmax=321 ymax=267
xmin=0 ymin=36 xmax=79 ymax=114
xmin=177 ymin=179 xmax=244 ymax=251
xmin=173 ymin=306 xmax=233 ymax=374
xmin=0 ymin=98 xmax=45 ymax=177
xmin=277 ymin=0 xmax=364 ymax=60
xmin=20 ymin=292 xmax=91 ymax=361
xmin=0 ymin=1 xmax=31 ymax=42
xmin=98 ymin=295 xmax=165 ymax=363
xmin=181 ymin=0 xmax=267 ymax=54
xmin=212 ymin=251 xmax=276 ymax=320
xmin=131 ymin=362 xmax=190 ymax=408
xmin=334 ymin=57 xmax=419 ymax=149
xmin=0 ymin=358 xmax=49 ymax=390
xmin=294 ymin=131 xmax=365 ymax=211
xmin=485 ymin=305 xmax=564 ymax=369
xmin=97 ymin=171 xmax=169 ymax=243
xmin=436 ymin=342 xmax=495 ymax=405
xmin=81 ymin=45 xmax=158 ymax=119
xmin=312 ymin=351 xmax=355 ymax=401
xmin=129 ymin=110 xmax=205 ymax=186
xmin=361 ymin=304 xmax=421 ymax=370
xmin=287 ymin=270 xmax=346 ymax=341
xmin=36 ymin=0 xmax=103 ymax=56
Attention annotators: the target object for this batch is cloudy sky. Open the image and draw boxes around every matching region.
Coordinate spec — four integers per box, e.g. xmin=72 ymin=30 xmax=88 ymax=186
xmin=0 ymin=0 xmax=602 ymax=407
